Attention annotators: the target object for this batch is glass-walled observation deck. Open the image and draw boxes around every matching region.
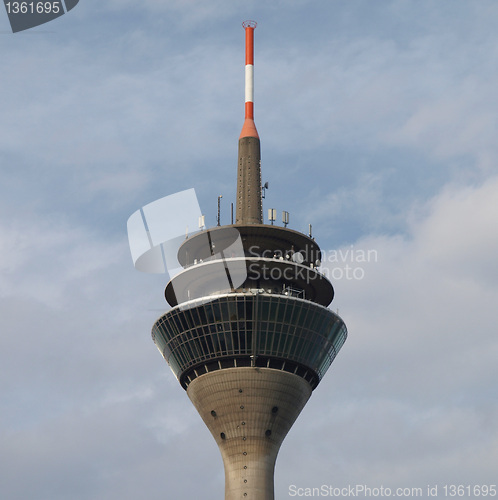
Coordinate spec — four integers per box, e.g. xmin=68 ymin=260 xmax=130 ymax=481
xmin=152 ymin=292 xmax=347 ymax=390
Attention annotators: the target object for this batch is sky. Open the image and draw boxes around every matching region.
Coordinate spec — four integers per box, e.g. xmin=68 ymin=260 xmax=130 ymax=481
xmin=1 ymin=1 xmax=497 ymax=499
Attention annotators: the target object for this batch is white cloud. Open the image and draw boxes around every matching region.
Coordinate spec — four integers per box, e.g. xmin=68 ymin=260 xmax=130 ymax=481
xmin=305 ymin=176 xmax=498 ymax=488
xmin=412 ymin=178 xmax=498 ymax=287
xmin=256 ymin=17 xmax=498 ymax=178
xmin=1 ymin=2 xmax=498 ymax=499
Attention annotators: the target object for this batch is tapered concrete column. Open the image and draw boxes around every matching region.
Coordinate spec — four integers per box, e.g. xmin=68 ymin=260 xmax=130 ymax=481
xmin=187 ymin=367 xmax=312 ymax=500
xmin=236 ymin=136 xmax=262 ymax=224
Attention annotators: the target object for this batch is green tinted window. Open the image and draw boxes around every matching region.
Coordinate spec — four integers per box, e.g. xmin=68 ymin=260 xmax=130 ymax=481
xmin=153 ymin=294 xmax=347 ymax=382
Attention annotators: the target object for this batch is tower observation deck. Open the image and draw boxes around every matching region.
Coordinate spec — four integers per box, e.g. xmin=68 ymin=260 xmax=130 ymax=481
xmin=151 ymin=21 xmax=347 ymax=500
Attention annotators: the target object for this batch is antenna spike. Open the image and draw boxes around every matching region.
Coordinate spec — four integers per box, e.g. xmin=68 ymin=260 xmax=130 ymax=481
xmin=236 ymin=21 xmax=262 ymax=224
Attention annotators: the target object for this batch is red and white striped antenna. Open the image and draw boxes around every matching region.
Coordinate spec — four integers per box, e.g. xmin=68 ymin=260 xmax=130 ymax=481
xmin=240 ymin=20 xmax=259 ymax=139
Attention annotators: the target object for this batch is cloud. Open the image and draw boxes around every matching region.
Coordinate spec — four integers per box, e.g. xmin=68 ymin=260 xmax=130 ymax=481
xmin=255 ymin=11 xmax=498 ymax=178
xmin=1 ymin=2 xmax=498 ymax=499
xmin=299 ymin=176 xmax=498 ymax=488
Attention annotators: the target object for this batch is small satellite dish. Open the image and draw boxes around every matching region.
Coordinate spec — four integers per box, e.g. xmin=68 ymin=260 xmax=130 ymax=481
xmin=292 ymin=252 xmax=304 ymax=264
xmin=262 ymin=182 xmax=269 ymax=199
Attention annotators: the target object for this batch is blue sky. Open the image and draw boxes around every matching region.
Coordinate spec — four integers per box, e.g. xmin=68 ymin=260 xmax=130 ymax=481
xmin=1 ymin=1 xmax=497 ymax=499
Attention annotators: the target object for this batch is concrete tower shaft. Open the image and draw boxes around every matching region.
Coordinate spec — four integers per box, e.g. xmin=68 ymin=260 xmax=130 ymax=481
xmin=187 ymin=368 xmax=311 ymax=499
xmin=236 ymin=137 xmax=262 ymax=224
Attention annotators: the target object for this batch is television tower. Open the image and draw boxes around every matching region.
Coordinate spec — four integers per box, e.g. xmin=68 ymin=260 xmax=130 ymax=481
xmin=151 ymin=21 xmax=347 ymax=499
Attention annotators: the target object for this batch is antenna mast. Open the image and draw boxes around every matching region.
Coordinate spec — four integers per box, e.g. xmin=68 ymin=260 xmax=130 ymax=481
xmin=235 ymin=20 xmax=263 ymax=225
